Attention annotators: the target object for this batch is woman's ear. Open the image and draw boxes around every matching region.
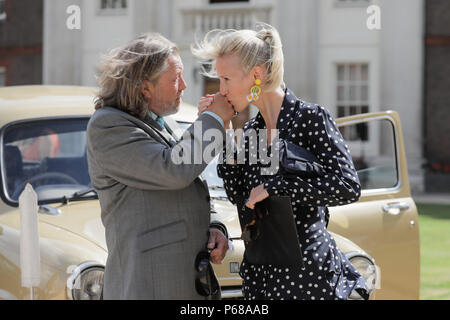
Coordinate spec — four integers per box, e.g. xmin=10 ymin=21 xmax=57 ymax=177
xmin=252 ymin=65 xmax=265 ymax=82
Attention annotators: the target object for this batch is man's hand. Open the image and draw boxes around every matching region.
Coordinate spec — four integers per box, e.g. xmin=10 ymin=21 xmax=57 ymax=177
xmin=207 ymin=228 xmax=229 ymax=264
xmin=245 ymin=184 xmax=270 ymax=210
xmin=198 ymin=95 xmax=215 ymax=115
xmin=198 ymin=93 xmax=235 ymax=125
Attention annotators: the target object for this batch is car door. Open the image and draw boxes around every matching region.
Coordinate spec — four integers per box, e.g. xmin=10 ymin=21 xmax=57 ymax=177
xmin=328 ymin=111 xmax=420 ymax=300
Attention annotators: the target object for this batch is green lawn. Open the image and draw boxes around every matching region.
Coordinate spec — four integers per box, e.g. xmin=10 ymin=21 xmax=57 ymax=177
xmin=417 ymin=203 xmax=450 ymax=300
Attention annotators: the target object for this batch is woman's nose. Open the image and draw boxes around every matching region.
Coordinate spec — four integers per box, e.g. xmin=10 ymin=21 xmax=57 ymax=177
xmin=219 ymin=83 xmax=227 ymax=96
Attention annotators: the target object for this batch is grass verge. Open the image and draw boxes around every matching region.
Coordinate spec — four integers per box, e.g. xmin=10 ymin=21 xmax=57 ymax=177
xmin=417 ymin=203 xmax=450 ymax=300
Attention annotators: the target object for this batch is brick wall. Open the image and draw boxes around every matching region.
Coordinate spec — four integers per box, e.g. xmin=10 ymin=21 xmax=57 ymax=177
xmin=0 ymin=0 xmax=43 ymax=85
xmin=424 ymin=0 xmax=450 ymax=191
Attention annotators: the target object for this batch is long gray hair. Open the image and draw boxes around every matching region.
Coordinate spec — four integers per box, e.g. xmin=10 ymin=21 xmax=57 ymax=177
xmin=95 ymin=33 xmax=179 ymax=119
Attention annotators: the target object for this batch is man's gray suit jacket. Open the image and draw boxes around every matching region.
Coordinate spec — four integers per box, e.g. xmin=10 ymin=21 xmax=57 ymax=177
xmin=86 ymin=106 xmax=226 ymax=300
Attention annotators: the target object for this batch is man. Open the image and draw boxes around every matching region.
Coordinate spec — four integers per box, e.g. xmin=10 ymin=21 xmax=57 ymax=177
xmin=86 ymin=33 xmax=235 ymax=299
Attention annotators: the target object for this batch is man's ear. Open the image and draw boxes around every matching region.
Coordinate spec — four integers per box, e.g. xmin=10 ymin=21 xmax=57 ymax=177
xmin=141 ymin=81 xmax=154 ymax=100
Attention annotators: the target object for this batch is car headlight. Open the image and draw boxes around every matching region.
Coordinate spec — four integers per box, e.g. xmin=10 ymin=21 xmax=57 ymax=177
xmin=67 ymin=261 xmax=104 ymax=300
xmin=346 ymin=253 xmax=379 ymax=300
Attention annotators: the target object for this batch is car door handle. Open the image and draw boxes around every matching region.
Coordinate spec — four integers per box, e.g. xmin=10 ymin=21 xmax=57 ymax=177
xmin=382 ymin=202 xmax=410 ymax=216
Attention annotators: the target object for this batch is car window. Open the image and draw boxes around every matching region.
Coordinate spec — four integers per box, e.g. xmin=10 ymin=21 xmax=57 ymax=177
xmin=203 ymin=156 xmax=224 ymax=189
xmin=338 ymin=118 xmax=398 ymax=190
xmin=175 ymin=121 xmax=224 ymax=189
xmin=2 ymin=118 xmax=91 ymax=202
xmin=177 ymin=121 xmax=190 ymax=131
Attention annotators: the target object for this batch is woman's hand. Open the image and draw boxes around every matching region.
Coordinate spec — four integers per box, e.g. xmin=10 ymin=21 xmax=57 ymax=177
xmin=245 ymin=184 xmax=269 ymax=210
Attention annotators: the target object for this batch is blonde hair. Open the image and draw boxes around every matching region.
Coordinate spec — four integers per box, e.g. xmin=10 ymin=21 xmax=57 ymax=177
xmin=191 ymin=22 xmax=285 ymax=92
xmin=95 ymin=33 xmax=179 ymax=119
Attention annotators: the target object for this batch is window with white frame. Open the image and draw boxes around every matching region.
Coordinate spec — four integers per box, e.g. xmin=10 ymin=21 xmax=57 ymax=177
xmin=334 ymin=0 xmax=371 ymax=8
xmin=0 ymin=67 xmax=6 ymax=86
xmin=0 ymin=0 xmax=6 ymax=21
xmin=336 ymin=63 xmax=370 ymax=141
xmin=98 ymin=0 xmax=127 ymax=15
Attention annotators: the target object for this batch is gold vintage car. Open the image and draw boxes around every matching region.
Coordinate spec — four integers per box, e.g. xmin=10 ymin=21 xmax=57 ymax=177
xmin=0 ymin=85 xmax=419 ymax=300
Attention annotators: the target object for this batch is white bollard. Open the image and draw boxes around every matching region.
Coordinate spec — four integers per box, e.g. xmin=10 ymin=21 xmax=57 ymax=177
xmin=19 ymin=184 xmax=41 ymax=300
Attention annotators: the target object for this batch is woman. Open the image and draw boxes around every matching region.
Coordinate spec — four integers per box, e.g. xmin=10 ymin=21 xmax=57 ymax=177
xmin=192 ymin=23 xmax=369 ymax=300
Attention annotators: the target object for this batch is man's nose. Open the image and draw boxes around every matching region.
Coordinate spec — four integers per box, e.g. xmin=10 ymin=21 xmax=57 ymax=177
xmin=180 ymin=75 xmax=187 ymax=91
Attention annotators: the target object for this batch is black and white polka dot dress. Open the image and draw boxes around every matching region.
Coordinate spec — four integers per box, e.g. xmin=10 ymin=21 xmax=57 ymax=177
xmin=217 ymin=88 xmax=369 ymax=300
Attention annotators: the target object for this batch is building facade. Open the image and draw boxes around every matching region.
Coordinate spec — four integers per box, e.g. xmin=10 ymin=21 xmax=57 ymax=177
xmin=0 ymin=0 xmax=43 ymax=86
xmin=424 ymin=0 xmax=450 ymax=192
xmin=42 ymin=0 xmax=426 ymax=191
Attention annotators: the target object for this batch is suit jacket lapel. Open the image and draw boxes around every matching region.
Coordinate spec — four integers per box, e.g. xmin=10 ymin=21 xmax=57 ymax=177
xmin=143 ymin=114 xmax=177 ymax=147
xmin=143 ymin=112 xmax=209 ymax=191
xmin=164 ymin=116 xmax=182 ymax=141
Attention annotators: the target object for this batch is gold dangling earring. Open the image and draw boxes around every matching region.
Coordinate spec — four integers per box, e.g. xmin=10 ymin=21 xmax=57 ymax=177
xmin=247 ymin=79 xmax=262 ymax=103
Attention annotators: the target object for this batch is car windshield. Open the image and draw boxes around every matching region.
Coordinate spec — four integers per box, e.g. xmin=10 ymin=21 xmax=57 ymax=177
xmin=2 ymin=118 xmax=92 ymax=203
xmin=2 ymin=118 xmax=225 ymax=204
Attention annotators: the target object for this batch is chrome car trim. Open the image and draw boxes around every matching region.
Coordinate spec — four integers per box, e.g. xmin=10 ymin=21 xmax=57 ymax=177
xmin=218 ymin=276 xmax=242 ymax=281
xmin=221 ymin=288 xmax=243 ymax=299
xmin=345 ymin=251 xmax=379 ymax=299
xmin=0 ymin=289 xmax=18 ymax=300
xmin=66 ymin=261 xmax=105 ymax=300
xmin=382 ymin=201 xmax=410 ymax=216
xmin=345 ymin=251 xmax=376 ymax=265
xmin=38 ymin=205 xmax=62 ymax=216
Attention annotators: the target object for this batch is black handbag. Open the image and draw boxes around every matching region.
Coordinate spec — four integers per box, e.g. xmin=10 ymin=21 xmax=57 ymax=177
xmin=279 ymin=139 xmax=326 ymax=178
xmin=234 ymin=136 xmax=326 ymax=268
xmin=278 ymin=139 xmax=330 ymax=226
xmin=237 ymin=196 xmax=305 ymax=268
